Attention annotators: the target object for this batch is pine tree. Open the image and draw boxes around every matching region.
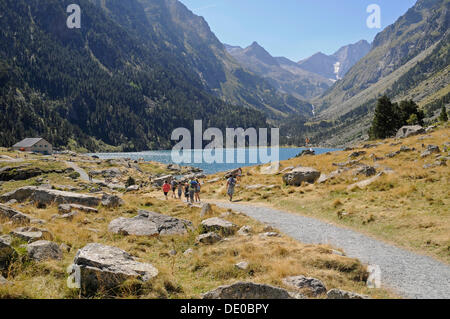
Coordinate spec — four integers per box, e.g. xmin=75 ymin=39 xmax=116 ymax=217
xmin=439 ymin=105 xmax=448 ymax=122
xmin=369 ymin=96 xmax=401 ymax=139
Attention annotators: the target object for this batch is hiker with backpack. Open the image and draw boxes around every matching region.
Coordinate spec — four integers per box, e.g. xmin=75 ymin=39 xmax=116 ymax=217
xmin=171 ymin=179 xmax=178 ymax=199
xmin=194 ymin=179 xmax=201 ymax=203
xmin=189 ymin=179 xmax=197 ymax=203
xmin=227 ymin=175 xmax=237 ymax=202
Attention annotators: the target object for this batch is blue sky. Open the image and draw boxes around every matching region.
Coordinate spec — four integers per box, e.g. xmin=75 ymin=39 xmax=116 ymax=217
xmin=179 ymin=0 xmax=417 ymax=61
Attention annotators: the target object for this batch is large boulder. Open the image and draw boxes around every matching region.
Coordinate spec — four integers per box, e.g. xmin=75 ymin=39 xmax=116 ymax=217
xmin=347 ymin=173 xmax=384 ymax=191
xmin=196 ymin=232 xmax=222 ymax=245
xmin=283 ymin=167 xmax=321 ymax=186
xmin=101 ymin=194 xmax=124 ymax=208
xmin=0 ymin=235 xmax=17 ymax=271
xmin=0 ymin=204 xmax=31 ymax=224
xmin=0 ymin=166 xmax=38 ymax=181
xmin=152 ymin=175 xmax=173 ymax=187
xmin=58 ymin=204 xmax=98 ymax=214
xmin=396 ymin=125 xmax=425 ymax=138
xmin=326 ymin=288 xmax=369 ymax=299
xmin=353 ymin=166 xmax=377 ymax=177
xmin=10 ymin=227 xmax=53 ymax=243
xmin=108 ymin=210 xmax=193 ymax=237
xmin=283 ymin=276 xmax=327 ymax=296
xmin=27 ymin=240 xmax=62 ymax=261
xmin=421 ymin=145 xmax=441 ymax=158
xmin=0 ymin=186 xmax=101 ymax=207
xmin=67 ymin=243 xmax=158 ymax=295
xmin=203 ymin=282 xmax=296 ymax=299
xmin=201 ymin=217 xmax=237 ymax=236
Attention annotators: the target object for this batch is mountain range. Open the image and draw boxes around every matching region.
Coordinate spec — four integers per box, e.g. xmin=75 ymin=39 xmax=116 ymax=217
xmin=0 ymin=0 xmax=448 ymax=150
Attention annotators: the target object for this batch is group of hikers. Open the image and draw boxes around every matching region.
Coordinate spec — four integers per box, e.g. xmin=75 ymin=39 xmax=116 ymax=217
xmin=162 ymin=178 xmax=202 ymax=203
xmin=161 ymin=167 xmax=242 ymax=203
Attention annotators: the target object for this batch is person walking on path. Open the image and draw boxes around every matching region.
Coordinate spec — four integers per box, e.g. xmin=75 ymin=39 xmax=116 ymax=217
xmin=189 ymin=179 xmax=197 ymax=204
xmin=177 ymin=183 xmax=183 ymax=199
xmin=171 ymin=179 xmax=178 ymax=199
xmin=226 ymin=175 xmax=236 ymax=202
xmin=88 ymin=171 xmax=93 ymax=181
xmin=194 ymin=179 xmax=201 ymax=203
xmin=184 ymin=182 xmax=190 ymax=203
xmin=162 ymin=181 xmax=171 ymax=200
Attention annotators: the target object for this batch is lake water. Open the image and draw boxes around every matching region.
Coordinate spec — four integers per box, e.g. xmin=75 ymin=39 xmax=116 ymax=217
xmin=91 ymin=147 xmax=340 ymax=175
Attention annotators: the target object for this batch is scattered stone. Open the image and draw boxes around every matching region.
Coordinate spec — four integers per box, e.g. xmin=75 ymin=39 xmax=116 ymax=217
xmin=332 ymin=160 xmax=360 ymax=168
xmin=196 ymin=232 xmax=222 ymax=245
xmin=400 ymin=146 xmax=416 ymax=152
xmin=235 ymin=261 xmax=249 ymax=270
xmin=237 ymin=226 xmax=252 ymax=236
xmin=30 ymin=218 xmax=46 ymax=225
xmin=10 ymin=227 xmax=53 ymax=243
xmin=59 ymin=211 xmax=79 ymax=221
xmin=206 ymin=177 xmax=221 ymax=184
xmin=168 ymin=250 xmax=177 ymax=256
xmin=67 ymin=243 xmax=158 ymax=295
xmin=27 ymin=240 xmax=62 ymax=261
xmin=326 ymin=288 xmax=369 ymax=299
xmin=369 ymin=154 xmax=384 ymax=162
xmin=296 ymin=149 xmax=315 ymax=157
xmin=183 ymin=248 xmax=194 ymax=256
xmin=0 ymin=204 xmax=31 ymax=224
xmin=200 ymin=203 xmax=213 ymax=218
xmin=331 ymin=249 xmax=345 ymax=256
xmin=396 ymin=125 xmax=425 ymax=139
xmin=386 ymin=151 xmax=401 ymax=158
xmin=349 ymin=151 xmax=366 ymax=158
xmin=60 ymin=243 xmax=71 ymax=253
xmin=421 ymin=145 xmax=441 ymax=158
xmin=108 ymin=210 xmax=193 ymax=237
xmin=201 ymin=217 xmax=237 ymax=236
xmin=0 ymin=186 xmax=101 ymax=207
xmin=353 ymin=166 xmax=377 ymax=177
xmin=58 ymin=204 xmax=98 ymax=214
xmin=283 ymin=167 xmax=321 ymax=186
xmin=203 ymin=282 xmax=296 ymax=299
xmin=101 ymin=194 xmax=124 ymax=208
xmin=283 ymin=276 xmax=327 ymax=296
xmin=347 ymin=173 xmax=384 ymax=191
xmin=260 ymin=232 xmax=281 ymax=238
xmin=126 ymin=185 xmax=140 ymax=192
xmin=152 ymin=175 xmax=173 ymax=187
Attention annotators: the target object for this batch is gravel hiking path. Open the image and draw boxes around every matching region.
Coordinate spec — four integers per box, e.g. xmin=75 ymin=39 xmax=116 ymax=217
xmin=212 ymin=201 xmax=450 ymax=299
xmin=65 ymin=161 xmax=103 ymax=184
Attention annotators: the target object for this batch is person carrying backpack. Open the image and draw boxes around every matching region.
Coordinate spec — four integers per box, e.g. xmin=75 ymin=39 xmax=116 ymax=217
xmin=227 ymin=176 xmax=236 ymax=202
xmin=194 ymin=179 xmax=201 ymax=202
xmin=171 ymin=179 xmax=178 ymax=198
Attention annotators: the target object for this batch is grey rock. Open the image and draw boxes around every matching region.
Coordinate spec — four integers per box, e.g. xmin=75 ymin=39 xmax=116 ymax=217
xmin=200 ymin=203 xmax=213 ymax=218
xmin=152 ymin=175 xmax=173 ymax=187
xmin=67 ymin=243 xmax=158 ymax=295
xmin=326 ymin=288 xmax=369 ymax=299
xmin=348 ymin=173 xmax=384 ymax=191
xmin=201 ymin=217 xmax=237 ymax=236
xmin=183 ymin=248 xmax=194 ymax=256
xmin=396 ymin=125 xmax=425 ymax=139
xmin=60 ymin=243 xmax=71 ymax=253
xmin=203 ymin=282 xmax=295 ymax=299
xmin=109 ymin=210 xmax=193 ymax=237
xmin=283 ymin=275 xmax=327 ymax=296
xmin=58 ymin=203 xmax=98 ymax=214
xmin=27 ymin=240 xmax=62 ymax=261
xmin=283 ymin=167 xmax=321 ymax=186
xmin=0 ymin=186 xmax=101 ymax=207
xmin=101 ymin=194 xmax=124 ymax=208
xmin=260 ymin=232 xmax=281 ymax=238
xmin=0 ymin=204 xmax=31 ymax=224
xmin=206 ymin=177 xmax=221 ymax=184
xmin=235 ymin=261 xmax=249 ymax=270
xmin=349 ymin=151 xmax=366 ymax=158
xmin=126 ymin=185 xmax=140 ymax=192
xmin=59 ymin=211 xmax=79 ymax=221
xmin=196 ymin=232 xmax=222 ymax=245
xmin=10 ymin=227 xmax=53 ymax=243
xmin=237 ymin=226 xmax=252 ymax=236
xmin=353 ymin=166 xmax=377 ymax=177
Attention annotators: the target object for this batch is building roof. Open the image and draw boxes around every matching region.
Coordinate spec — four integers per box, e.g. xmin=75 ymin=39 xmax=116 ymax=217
xmin=13 ymin=138 xmax=46 ymax=148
